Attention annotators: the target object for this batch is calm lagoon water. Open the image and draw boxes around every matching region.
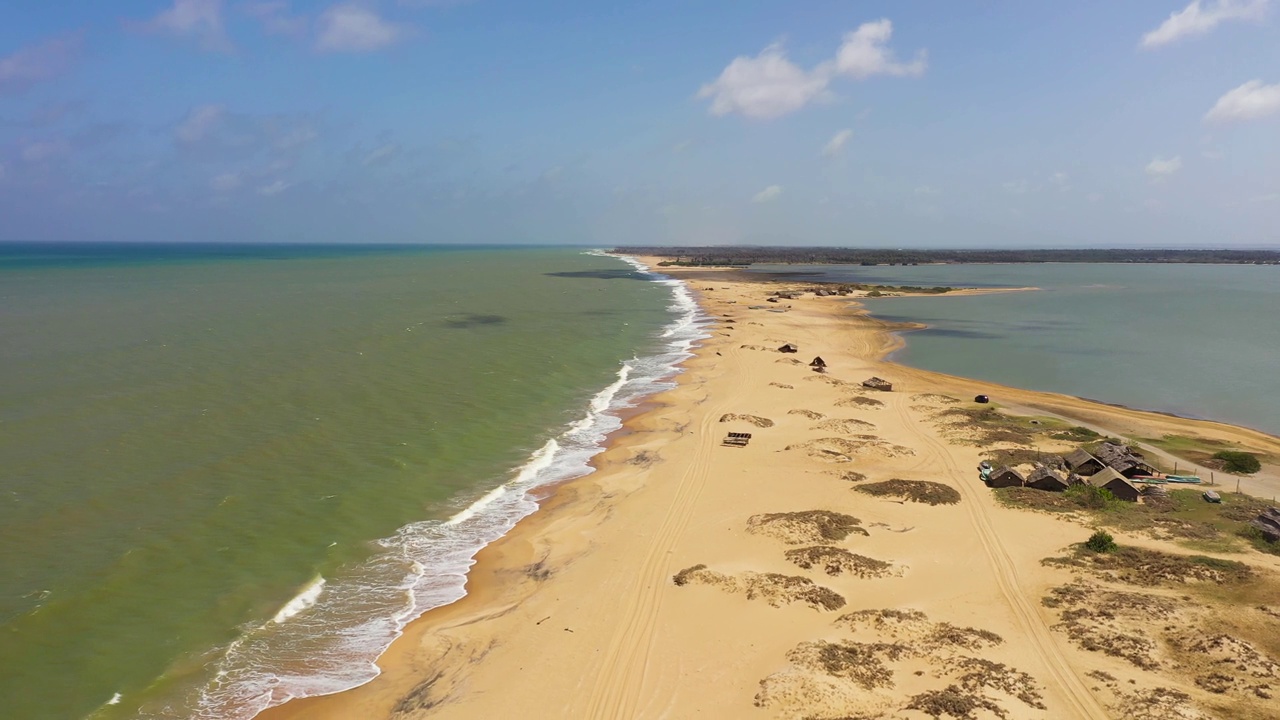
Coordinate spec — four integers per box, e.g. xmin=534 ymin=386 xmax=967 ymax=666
xmin=751 ymin=263 xmax=1280 ymax=435
xmin=0 ymin=245 xmax=704 ymax=720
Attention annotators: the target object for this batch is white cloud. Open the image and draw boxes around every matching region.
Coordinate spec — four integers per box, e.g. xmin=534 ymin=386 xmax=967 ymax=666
xmin=697 ymin=44 xmax=831 ymax=120
xmin=363 ymin=142 xmax=400 ymax=165
xmin=175 ymin=104 xmax=226 ymax=143
xmin=1205 ymin=79 xmax=1280 ymax=122
xmin=1049 ymin=172 xmax=1071 ymax=191
xmin=1140 ymin=0 xmax=1268 ymax=48
xmin=137 ymin=0 xmax=232 ymax=52
xmin=698 ymin=20 xmax=925 ymax=119
xmin=20 ymin=139 xmax=70 ymax=163
xmin=752 ymin=185 xmax=783 ymax=203
xmin=0 ymin=34 xmax=83 ymax=94
xmin=316 ymin=4 xmax=408 ymax=52
xmin=243 ymin=1 xmax=308 ymax=37
xmin=1003 ymin=180 xmax=1030 ymax=194
xmin=210 ymin=172 xmax=242 ymax=192
xmin=258 ymin=180 xmax=290 ymax=195
xmin=1145 ymin=155 xmax=1183 ymax=177
xmin=822 ymin=129 xmax=853 ymax=157
xmin=829 ymin=19 xmax=926 ymax=79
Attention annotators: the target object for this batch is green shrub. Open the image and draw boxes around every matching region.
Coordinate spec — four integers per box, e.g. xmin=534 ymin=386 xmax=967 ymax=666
xmin=866 ymin=290 xmax=883 ymax=297
xmin=1085 ymin=530 xmax=1117 ymax=553
xmin=1213 ymin=450 xmax=1261 ymax=474
xmin=1065 ymin=483 xmax=1116 ymax=510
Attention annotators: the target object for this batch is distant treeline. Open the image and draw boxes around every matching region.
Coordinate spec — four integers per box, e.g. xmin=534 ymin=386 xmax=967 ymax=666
xmin=613 ymin=247 xmax=1280 ymax=266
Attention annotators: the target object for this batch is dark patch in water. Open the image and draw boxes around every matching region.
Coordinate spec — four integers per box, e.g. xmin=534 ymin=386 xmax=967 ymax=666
xmin=919 ymin=328 xmax=1005 ymax=340
xmin=545 ymin=269 xmax=645 ymax=280
xmin=443 ymin=314 xmax=507 ymax=329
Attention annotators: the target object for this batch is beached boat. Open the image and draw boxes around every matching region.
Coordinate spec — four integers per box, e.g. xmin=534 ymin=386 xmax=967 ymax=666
xmin=1164 ymin=474 xmax=1202 ymax=484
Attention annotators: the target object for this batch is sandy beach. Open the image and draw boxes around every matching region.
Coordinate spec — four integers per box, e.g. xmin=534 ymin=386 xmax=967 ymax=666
xmin=261 ymin=259 xmax=1280 ymax=720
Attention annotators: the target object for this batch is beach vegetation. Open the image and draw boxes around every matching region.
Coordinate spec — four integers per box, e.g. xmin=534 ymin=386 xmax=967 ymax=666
xmin=855 ymin=480 xmax=961 ymax=506
xmin=1212 ymin=450 xmax=1261 ymax=474
xmin=1047 ymin=544 xmax=1254 ymax=587
xmin=1084 ymin=530 xmax=1116 ymax=553
xmin=1065 ymin=483 xmax=1118 ymax=510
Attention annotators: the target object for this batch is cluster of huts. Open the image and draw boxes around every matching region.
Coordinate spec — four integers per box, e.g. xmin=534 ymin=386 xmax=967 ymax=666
xmin=771 ymin=288 xmax=850 ymax=300
xmin=985 ymin=442 xmax=1157 ymax=502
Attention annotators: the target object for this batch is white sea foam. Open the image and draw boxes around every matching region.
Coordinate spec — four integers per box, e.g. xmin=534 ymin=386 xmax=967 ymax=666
xmin=271 ymin=577 xmax=326 ymax=624
xmin=170 ymin=252 xmax=710 ymax=720
xmin=106 ymin=693 xmax=122 ymax=706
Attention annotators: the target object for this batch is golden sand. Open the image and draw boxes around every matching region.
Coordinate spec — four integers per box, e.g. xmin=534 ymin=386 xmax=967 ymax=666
xmin=261 ymin=259 xmax=1280 ymax=720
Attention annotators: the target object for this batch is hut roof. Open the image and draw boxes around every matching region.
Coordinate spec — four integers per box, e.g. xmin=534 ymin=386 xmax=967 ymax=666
xmin=779 ymin=343 xmax=798 ymax=353
xmin=809 ymin=356 xmax=827 ymax=367
xmin=1026 ymin=465 xmax=1066 ymax=487
xmin=1064 ymin=448 xmax=1101 ymax=469
xmin=1087 ymin=467 xmax=1127 ymax=488
xmin=862 ymin=376 xmax=893 ymax=390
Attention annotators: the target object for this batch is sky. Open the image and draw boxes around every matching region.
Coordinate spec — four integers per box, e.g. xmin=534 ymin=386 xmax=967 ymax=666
xmin=0 ymin=0 xmax=1278 ymax=247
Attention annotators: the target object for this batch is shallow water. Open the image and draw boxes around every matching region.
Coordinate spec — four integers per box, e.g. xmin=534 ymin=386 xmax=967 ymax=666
xmin=0 ymin=245 xmax=702 ymax=719
xmin=752 ymin=263 xmax=1280 ymax=435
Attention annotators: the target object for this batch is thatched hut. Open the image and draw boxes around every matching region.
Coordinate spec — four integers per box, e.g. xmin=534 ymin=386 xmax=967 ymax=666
xmin=778 ymin=343 xmax=798 ymax=353
xmin=987 ymin=466 xmax=1025 ymax=488
xmin=809 ymin=356 xmax=827 ymax=368
xmin=1064 ymin=449 xmax=1105 ymax=476
xmin=862 ymin=377 xmax=893 ymax=392
xmin=1250 ymin=508 xmax=1280 ymax=543
xmin=1094 ymin=442 xmax=1157 ymax=478
xmin=1026 ymin=465 xmax=1069 ymax=492
xmin=1088 ymin=467 xmax=1140 ymax=502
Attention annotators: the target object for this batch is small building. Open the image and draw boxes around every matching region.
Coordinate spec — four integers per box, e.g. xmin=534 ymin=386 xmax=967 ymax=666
xmin=987 ymin=466 xmax=1025 ymax=488
xmin=862 ymin=377 xmax=893 ymax=392
xmin=809 ymin=356 xmax=827 ymax=368
xmin=1088 ymin=467 xmax=1140 ymax=502
xmin=1094 ymin=442 xmax=1158 ymax=478
xmin=1026 ymin=465 xmax=1069 ymax=492
xmin=778 ymin=343 xmax=798 ymax=353
xmin=1064 ymin=449 xmax=1105 ymax=476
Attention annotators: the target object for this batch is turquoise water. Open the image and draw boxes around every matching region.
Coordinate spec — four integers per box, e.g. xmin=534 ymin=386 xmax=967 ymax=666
xmin=0 ymin=245 xmax=700 ymax=719
xmin=752 ymin=263 xmax=1280 ymax=435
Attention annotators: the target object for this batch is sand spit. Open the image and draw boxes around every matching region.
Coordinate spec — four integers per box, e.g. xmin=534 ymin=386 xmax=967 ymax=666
xmin=260 ymin=257 xmax=1280 ymax=720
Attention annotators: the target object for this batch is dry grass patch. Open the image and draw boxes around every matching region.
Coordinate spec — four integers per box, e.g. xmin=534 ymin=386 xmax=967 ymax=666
xmin=671 ymin=565 xmax=846 ymax=611
xmin=787 ymin=437 xmax=915 ymax=462
xmin=719 ymin=413 xmax=775 ymax=428
xmin=784 ymin=546 xmax=895 ymax=578
xmin=788 ymin=409 xmax=825 ymax=420
xmin=748 ymin=510 xmax=868 ymax=544
xmin=813 ymin=418 xmax=877 ymax=433
xmin=855 ymin=480 xmax=960 ymax=506
xmin=769 ymin=382 xmax=794 ymax=389
xmin=1045 ymin=545 xmax=1253 ymax=587
xmin=836 ymin=396 xmax=884 ymax=409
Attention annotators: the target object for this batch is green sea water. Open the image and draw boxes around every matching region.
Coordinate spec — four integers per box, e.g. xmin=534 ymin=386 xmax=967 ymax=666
xmin=0 ymin=245 xmax=681 ymax=719
xmin=753 ymin=263 xmax=1280 ymax=435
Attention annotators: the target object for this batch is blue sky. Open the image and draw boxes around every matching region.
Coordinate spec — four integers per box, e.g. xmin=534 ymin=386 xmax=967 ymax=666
xmin=1 ymin=0 xmax=1277 ymax=246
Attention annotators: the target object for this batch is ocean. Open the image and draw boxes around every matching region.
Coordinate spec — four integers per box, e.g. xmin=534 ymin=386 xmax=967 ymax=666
xmin=0 ymin=245 xmax=707 ymax=720
xmin=750 ymin=262 xmax=1280 ymax=436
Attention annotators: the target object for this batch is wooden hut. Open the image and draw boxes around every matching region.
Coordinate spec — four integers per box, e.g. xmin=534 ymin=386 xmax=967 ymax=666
xmin=1026 ymin=465 xmax=1069 ymax=492
xmin=1088 ymin=467 xmax=1140 ymax=502
xmin=809 ymin=356 xmax=827 ymax=368
xmin=987 ymin=466 xmax=1025 ymax=488
xmin=1064 ymin=449 xmax=1105 ymax=476
xmin=1094 ymin=442 xmax=1157 ymax=478
xmin=778 ymin=343 xmax=798 ymax=353
xmin=862 ymin=377 xmax=893 ymax=392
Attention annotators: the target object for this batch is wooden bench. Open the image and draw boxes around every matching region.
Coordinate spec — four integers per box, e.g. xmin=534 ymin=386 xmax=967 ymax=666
xmin=723 ymin=432 xmax=752 ymax=447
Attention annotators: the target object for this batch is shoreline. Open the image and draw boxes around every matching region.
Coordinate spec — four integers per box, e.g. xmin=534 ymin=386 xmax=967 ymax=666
xmin=258 ymin=258 xmax=1280 ymax=720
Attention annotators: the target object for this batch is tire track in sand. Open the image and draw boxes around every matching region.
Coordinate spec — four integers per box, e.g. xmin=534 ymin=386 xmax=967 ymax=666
xmin=580 ymin=343 xmax=752 ymax=719
xmin=892 ymin=399 xmax=1108 ymax=719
